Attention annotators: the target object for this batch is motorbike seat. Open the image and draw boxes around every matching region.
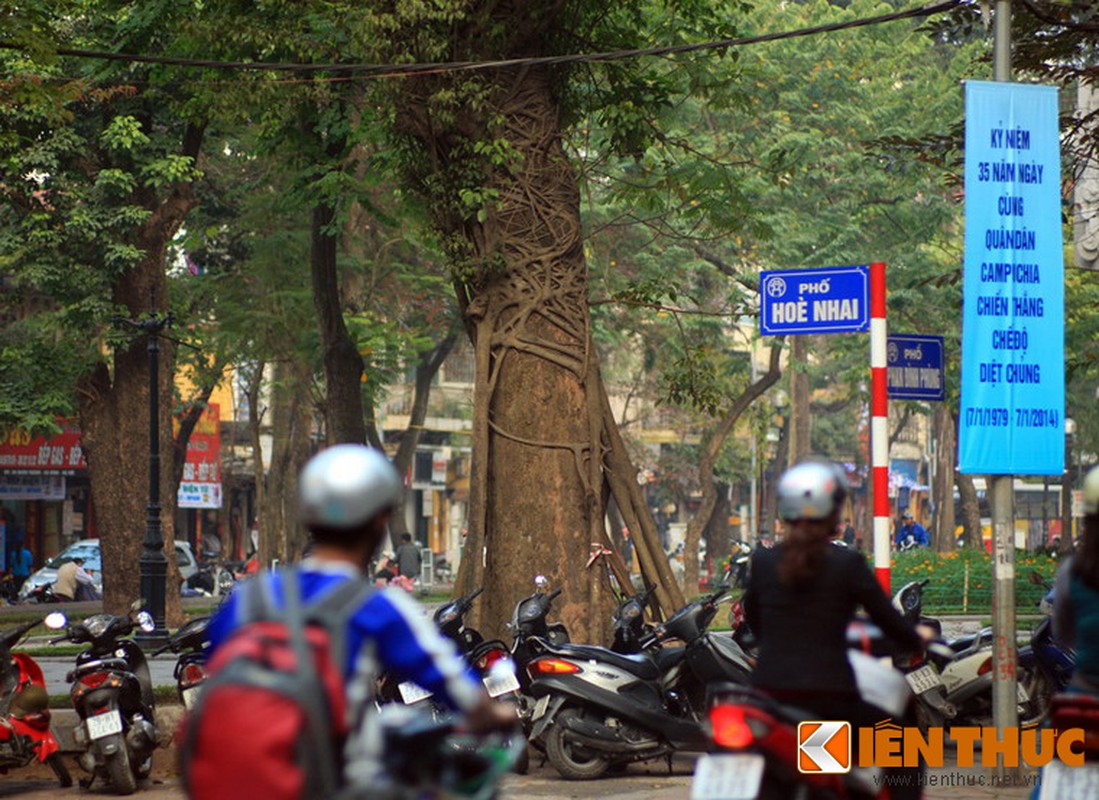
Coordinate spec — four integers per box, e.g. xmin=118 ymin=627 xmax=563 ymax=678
xmin=548 ymin=643 xmax=660 ymax=680
xmin=654 ymin=646 xmax=686 ymax=672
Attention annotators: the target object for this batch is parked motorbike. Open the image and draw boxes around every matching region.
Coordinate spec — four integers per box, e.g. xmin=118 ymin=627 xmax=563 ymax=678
xmin=1015 ymin=571 xmax=1074 ymax=722
xmin=896 ymin=578 xmax=1041 ymax=726
xmin=527 ymin=585 xmax=753 ymax=779
xmin=151 ymin=616 xmax=211 ymax=709
xmin=0 ymin=616 xmax=72 ymax=786
xmin=22 ymin=583 xmax=64 ymax=604
xmin=45 ymin=603 xmax=159 ymax=795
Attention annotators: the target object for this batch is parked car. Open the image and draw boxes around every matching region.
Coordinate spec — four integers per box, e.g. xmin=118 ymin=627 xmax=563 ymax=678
xmin=18 ymin=539 xmax=198 ymax=601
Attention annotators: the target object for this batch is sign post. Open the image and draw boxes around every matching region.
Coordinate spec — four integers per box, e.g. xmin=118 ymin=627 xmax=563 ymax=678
xmin=760 ymin=263 xmax=890 ymax=591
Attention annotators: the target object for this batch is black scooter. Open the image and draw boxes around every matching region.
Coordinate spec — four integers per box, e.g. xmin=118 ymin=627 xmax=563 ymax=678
xmin=526 ymin=586 xmax=753 ymax=779
xmin=46 ymin=603 xmax=158 ymax=795
xmin=151 ymin=616 xmax=211 ymax=709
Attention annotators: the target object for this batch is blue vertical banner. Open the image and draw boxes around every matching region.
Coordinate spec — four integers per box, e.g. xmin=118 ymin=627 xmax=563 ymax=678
xmin=958 ymin=81 xmax=1064 ymax=475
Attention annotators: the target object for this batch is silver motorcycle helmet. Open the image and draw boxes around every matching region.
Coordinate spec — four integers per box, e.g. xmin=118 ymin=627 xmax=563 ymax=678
xmin=776 ymin=460 xmax=848 ymax=522
xmin=299 ymin=444 xmax=402 ymax=529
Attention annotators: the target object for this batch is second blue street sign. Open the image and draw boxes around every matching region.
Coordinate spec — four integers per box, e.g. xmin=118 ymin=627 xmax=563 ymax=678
xmin=759 ymin=266 xmax=870 ymax=336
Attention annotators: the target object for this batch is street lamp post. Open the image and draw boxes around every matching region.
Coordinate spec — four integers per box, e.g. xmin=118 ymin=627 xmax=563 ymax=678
xmin=119 ymin=311 xmax=174 ymax=645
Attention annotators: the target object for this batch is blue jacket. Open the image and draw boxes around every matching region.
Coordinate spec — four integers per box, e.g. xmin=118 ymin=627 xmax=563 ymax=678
xmin=207 ymin=559 xmax=482 ymax=712
xmin=895 ymin=521 xmax=929 ymax=548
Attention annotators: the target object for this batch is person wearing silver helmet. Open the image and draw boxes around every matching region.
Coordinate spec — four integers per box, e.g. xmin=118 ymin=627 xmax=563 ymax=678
xmin=744 ymin=460 xmax=925 ymax=798
xmin=206 ymin=444 xmax=515 ymax=732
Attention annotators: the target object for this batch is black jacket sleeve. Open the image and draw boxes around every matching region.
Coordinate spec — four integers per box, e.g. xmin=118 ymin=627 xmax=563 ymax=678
xmin=743 ymin=552 xmax=762 ymax=638
xmin=851 ymin=555 xmax=922 ymax=653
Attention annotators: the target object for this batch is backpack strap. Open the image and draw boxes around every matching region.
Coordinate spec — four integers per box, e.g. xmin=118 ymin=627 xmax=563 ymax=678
xmin=303 ymin=578 xmax=375 ymax=677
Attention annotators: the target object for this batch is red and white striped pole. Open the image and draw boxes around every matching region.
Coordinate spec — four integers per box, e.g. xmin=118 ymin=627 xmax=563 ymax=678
xmin=869 ymin=261 xmax=890 ymax=593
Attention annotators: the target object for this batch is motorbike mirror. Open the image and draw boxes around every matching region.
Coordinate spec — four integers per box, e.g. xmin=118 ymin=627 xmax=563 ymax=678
xmin=534 ymin=574 xmax=548 ymax=589
xmin=136 ymin=611 xmax=155 ymax=633
xmin=44 ymin=611 xmax=68 ymax=630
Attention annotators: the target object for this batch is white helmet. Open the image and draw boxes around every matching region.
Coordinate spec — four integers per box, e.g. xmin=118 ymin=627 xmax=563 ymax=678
xmin=776 ymin=460 xmax=848 ymax=522
xmin=298 ymin=445 xmax=402 ymax=529
xmin=1084 ymin=465 xmax=1099 ymax=516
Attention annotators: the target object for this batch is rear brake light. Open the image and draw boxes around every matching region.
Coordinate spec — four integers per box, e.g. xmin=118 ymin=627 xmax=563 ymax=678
xmin=528 ymin=658 xmax=581 ymax=676
xmin=475 ymin=649 xmax=507 ymax=672
xmin=710 ymin=704 xmax=756 ymax=749
xmin=79 ymin=672 xmax=110 ymax=689
xmin=181 ymin=664 xmax=206 ymax=686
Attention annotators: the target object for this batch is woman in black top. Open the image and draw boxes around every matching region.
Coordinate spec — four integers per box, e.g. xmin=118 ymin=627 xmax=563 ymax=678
xmin=744 ymin=460 xmax=924 ymax=797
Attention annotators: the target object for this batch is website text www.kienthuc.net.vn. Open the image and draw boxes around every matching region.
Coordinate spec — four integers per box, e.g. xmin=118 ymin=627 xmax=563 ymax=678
xmin=874 ymin=772 xmax=1041 ymax=789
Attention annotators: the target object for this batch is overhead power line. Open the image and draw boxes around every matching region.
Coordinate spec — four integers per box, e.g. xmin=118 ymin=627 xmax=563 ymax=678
xmin=0 ymin=0 xmax=962 ymax=80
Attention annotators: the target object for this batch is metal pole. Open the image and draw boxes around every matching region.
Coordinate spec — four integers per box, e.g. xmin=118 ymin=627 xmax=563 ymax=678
xmin=135 ymin=313 xmax=171 ymax=645
xmin=750 ymin=353 xmax=759 ymax=542
xmin=869 ymin=262 xmax=890 ymax=593
xmin=990 ymin=0 xmax=1019 ymax=779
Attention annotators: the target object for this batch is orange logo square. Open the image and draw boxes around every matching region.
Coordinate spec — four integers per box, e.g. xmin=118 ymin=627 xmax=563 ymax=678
xmin=797 ymin=721 xmax=851 ymax=773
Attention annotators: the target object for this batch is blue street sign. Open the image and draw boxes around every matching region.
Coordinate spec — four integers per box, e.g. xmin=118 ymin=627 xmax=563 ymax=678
xmin=759 ymin=266 xmax=870 ymax=336
xmin=887 ymin=335 xmax=945 ymax=401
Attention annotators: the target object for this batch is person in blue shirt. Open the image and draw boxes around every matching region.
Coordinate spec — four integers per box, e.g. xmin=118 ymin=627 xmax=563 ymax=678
xmin=207 ymin=444 xmax=513 ymax=730
xmin=894 ymin=511 xmax=929 ymax=549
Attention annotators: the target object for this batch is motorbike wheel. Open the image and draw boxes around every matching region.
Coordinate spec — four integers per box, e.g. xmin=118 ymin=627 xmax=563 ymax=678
xmin=47 ymin=753 xmax=73 ymax=788
xmin=104 ymin=746 xmax=138 ymax=796
xmin=914 ymin=700 xmax=944 ymax=734
xmin=1019 ymin=667 xmax=1054 ymax=727
xmin=545 ymin=708 xmax=611 ymax=780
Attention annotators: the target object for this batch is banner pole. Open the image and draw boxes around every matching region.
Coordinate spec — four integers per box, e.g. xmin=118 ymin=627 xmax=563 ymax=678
xmin=870 ymin=261 xmax=890 ymax=593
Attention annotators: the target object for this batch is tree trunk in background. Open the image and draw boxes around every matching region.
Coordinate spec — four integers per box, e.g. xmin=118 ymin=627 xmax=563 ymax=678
xmin=683 ymin=342 xmax=783 ymax=596
xmin=389 ymin=334 xmax=458 ymax=548
xmin=790 ymin=336 xmax=810 ymax=462
xmin=932 ymin=405 xmax=956 ymax=553
xmin=956 ymin=471 xmax=983 ymax=549
xmin=255 ymin=359 xmax=313 ymax=565
xmin=311 ymin=198 xmax=366 ymax=446
xmin=760 ymin=415 xmax=790 ymax=541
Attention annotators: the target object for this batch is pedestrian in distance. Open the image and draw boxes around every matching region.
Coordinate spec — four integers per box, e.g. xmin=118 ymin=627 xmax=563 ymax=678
xmin=894 ymin=510 xmax=929 ymax=550
xmin=395 ymin=532 xmax=422 ymax=580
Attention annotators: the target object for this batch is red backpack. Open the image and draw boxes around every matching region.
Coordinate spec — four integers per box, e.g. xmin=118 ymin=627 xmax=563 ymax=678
xmin=179 ymin=569 xmax=373 ymax=799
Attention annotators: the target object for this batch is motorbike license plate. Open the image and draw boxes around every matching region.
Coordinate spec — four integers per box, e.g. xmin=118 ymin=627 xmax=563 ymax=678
xmin=691 ymin=754 xmax=765 ymax=800
xmin=398 ymin=681 xmax=434 ymax=704
xmin=483 ymin=670 xmax=520 ymax=698
xmin=86 ymin=710 xmax=123 ymax=741
xmin=905 ymin=664 xmax=943 ymax=694
xmin=1039 ymin=760 xmax=1099 ymax=799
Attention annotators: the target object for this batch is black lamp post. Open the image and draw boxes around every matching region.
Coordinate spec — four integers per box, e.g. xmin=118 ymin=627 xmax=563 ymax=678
xmin=117 ymin=311 xmax=174 ymax=645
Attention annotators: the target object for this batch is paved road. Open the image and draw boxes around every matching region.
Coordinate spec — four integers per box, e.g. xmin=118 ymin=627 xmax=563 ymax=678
xmin=0 ymin=751 xmax=1037 ymax=799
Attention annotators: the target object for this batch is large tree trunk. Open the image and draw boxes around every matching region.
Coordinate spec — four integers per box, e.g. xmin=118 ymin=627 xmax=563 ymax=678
xmin=77 ymin=169 xmax=199 ymax=623
xmin=414 ymin=66 xmax=619 ymax=642
xmin=683 ymin=342 xmax=784 ymax=596
xmin=932 ymin=405 xmax=956 ymax=553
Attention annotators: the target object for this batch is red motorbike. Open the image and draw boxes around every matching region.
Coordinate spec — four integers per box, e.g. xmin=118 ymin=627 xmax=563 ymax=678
xmin=0 ymin=616 xmax=72 ymax=786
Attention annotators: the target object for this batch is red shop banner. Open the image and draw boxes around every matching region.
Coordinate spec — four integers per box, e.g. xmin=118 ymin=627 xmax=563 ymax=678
xmin=177 ymin=403 xmax=221 ymax=484
xmin=0 ymin=420 xmax=86 ymax=473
